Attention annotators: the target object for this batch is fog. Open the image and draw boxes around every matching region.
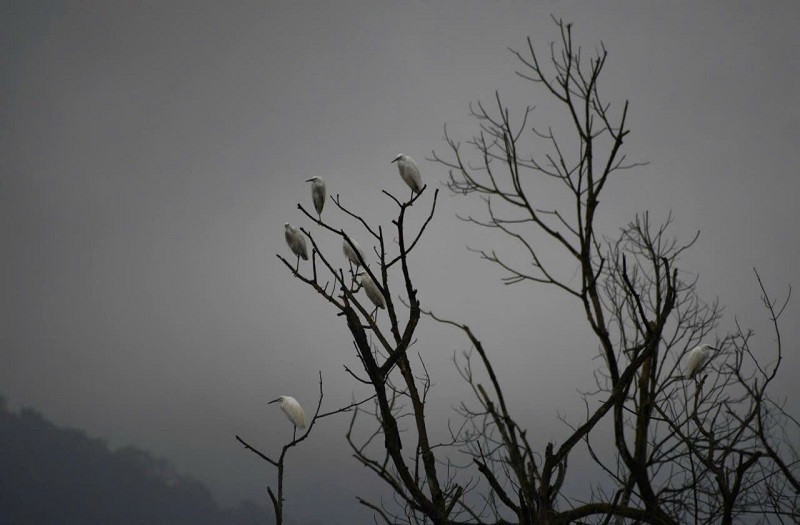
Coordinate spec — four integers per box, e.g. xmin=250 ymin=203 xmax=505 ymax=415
xmin=2 ymin=2 xmax=798 ymax=522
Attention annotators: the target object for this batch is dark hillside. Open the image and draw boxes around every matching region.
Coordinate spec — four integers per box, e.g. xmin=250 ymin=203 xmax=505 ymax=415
xmin=0 ymin=396 xmax=269 ymax=525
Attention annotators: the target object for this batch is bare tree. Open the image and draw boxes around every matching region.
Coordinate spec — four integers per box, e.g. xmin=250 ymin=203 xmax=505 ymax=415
xmin=259 ymin=17 xmax=798 ymax=525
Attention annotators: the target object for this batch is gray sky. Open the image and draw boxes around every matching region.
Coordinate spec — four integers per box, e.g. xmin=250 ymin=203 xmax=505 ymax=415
xmin=2 ymin=1 xmax=799 ymax=522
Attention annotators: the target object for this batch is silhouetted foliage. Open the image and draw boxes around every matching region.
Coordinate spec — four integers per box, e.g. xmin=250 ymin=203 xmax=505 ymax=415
xmin=0 ymin=402 xmax=269 ymax=525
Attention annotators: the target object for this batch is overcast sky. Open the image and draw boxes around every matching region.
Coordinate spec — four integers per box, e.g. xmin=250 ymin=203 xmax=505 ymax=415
xmin=2 ymin=1 xmax=799 ymax=523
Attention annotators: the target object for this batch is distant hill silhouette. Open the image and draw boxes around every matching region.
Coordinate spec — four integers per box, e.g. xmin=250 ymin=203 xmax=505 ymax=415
xmin=0 ymin=395 xmax=271 ymax=525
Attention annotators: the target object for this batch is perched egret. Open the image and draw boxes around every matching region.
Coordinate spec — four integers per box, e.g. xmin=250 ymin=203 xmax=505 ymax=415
xmin=269 ymin=395 xmax=307 ymax=439
xmin=684 ymin=343 xmax=716 ymax=379
xmin=284 ymin=223 xmax=308 ymax=270
xmin=391 ymin=154 xmax=423 ymax=196
xmin=343 ymin=237 xmax=366 ymax=268
xmin=358 ymin=272 xmax=386 ymax=313
xmin=305 ymin=176 xmax=326 ymax=219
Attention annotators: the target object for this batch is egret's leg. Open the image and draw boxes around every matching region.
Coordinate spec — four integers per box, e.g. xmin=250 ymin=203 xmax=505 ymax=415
xmin=294 ymin=255 xmax=300 ymax=272
xmin=293 ymin=426 xmax=297 ymax=441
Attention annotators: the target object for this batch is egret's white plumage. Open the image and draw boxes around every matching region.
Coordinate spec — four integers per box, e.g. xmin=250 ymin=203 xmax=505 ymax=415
xmin=391 ymin=154 xmax=423 ymax=194
xmin=269 ymin=395 xmax=307 ymax=429
xmin=684 ymin=343 xmax=715 ymax=379
xmin=358 ymin=272 xmax=386 ymax=310
xmin=343 ymin=237 xmax=366 ymax=267
xmin=306 ymin=176 xmax=326 ymax=218
xmin=284 ymin=223 xmax=308 ymax=262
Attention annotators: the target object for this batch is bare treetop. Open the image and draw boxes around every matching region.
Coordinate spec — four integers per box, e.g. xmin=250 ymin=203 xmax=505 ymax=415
xmin=242 ymin=18 xmax=799 ymax=525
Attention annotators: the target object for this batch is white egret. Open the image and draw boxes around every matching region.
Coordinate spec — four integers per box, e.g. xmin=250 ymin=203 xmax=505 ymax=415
xmin=684 ymin=343 xmax=716 ymax=379
xmin=358 ymin=272 xmax=386 ymax=314
xmin=305 ymin=176 xmax=326 ymax=219
xmin=391 ymin=154 xmax=423 ymax=196
xmin=284 ymin=223 xmax=308 ymax=270
xmin=269 ymin=395 xmax=307 ymax=439
xmin=343 ymin=237 xmax=366 ymax=268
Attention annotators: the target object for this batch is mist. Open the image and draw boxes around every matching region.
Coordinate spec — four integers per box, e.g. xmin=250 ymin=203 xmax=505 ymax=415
xmin=2 ymin=2 xmax=798 ymax=522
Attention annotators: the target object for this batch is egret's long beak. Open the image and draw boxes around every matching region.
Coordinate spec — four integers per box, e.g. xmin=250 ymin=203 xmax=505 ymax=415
xmin=390 ymin=158 xmax=398 ymax=164
xmin=305 ymin=178 xmax=314 ymax=182
xmin=268 ymin=398 xmax=281 ymax=404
